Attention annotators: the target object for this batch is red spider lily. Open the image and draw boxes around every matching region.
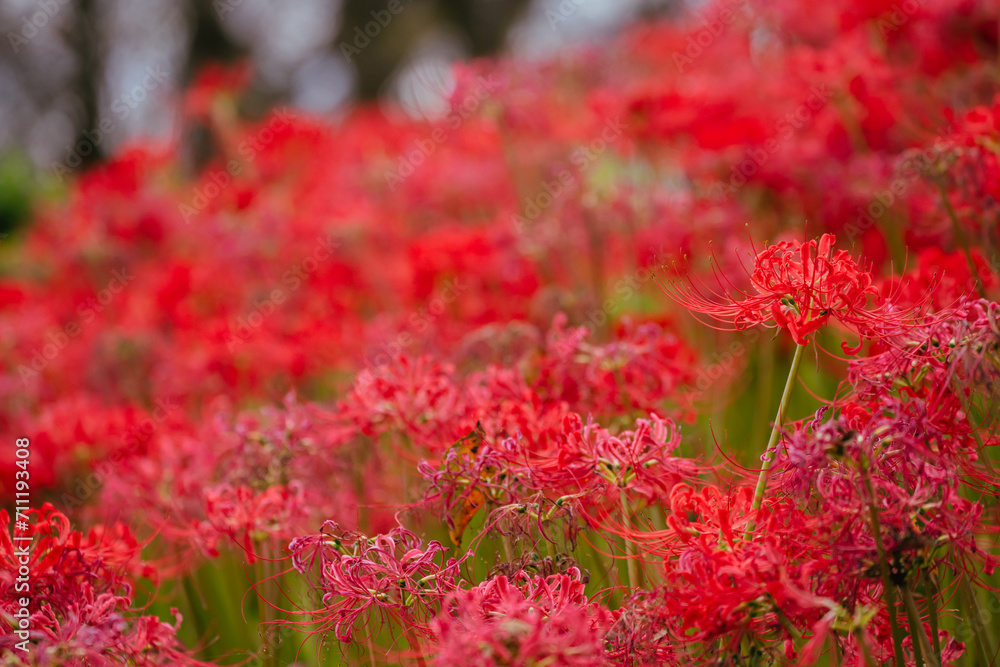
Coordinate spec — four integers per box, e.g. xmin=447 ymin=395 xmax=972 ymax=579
xmin=431 ymin=571 xmax=617 ymax=667
xmin=197 ymin=482 xmax=311 ymax=562
xmin=848 ymin=296 xmax=1000 ymax=412
xmin=97 ymin=394 xmax=371 ymax=569
xmin=775 ymin=396 xmax=992 ymax=580
xmin=610 ymin=476 xmax=975 ymax=666
xmin=552 ymin=413 xmax=696 ymax=504
xmin=1 ymin=505 xmax=151 ymax=605
xmin=336 ymin=355 xmax=467 ymax=451
xmin=286 ymin=522 xmax=467 ymax=643
xmin=0 ymin=505 xmax=203 ymax=665
xmin=1 ymin=0 xmax=999 ymax=662
xmin=613 ymin=490 xmax=843 ymax=663
xmin=421 ymin=412 xmax=698 ymax=517
xmin=659 ymin=233 xmax=921 ymax=351
xmin=183 ymin=61 xmax=253 ymax=122
xmin=908 ymin=101 xmax=1000 ymax=249
xmin=878 ymin=248 xmax=1000 ymax=311
xmin=534 ymin=314 xmax=699 ymax=420
xmin=419 ymin=438 xmax=592 ymax=551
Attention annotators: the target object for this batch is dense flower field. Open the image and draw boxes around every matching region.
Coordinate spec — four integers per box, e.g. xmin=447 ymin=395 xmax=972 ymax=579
xmin=2 ymin=0 xmax=1000 ymax=665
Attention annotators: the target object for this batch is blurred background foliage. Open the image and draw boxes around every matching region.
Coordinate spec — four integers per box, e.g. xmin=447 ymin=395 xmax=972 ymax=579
xmin=0 ymin=0 xmax=678 ymax=234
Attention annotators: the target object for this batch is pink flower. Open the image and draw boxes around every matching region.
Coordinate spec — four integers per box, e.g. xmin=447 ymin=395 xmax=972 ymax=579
xmin=432 ymin=571 xmax=617 ymax=667
xmin=287 ymin=522 xmax=467 ymax=643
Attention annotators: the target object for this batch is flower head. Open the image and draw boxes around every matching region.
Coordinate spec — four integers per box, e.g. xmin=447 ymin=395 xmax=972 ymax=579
xmin=431 ymin=571 xmax=617 ymax=667
xmin=287 ymin=522 xmax=467 ymax=643
xmin=0 ymin=505 xmax=201 ymax=665
xmin=660 ymin=233 xmax=916 ymax=351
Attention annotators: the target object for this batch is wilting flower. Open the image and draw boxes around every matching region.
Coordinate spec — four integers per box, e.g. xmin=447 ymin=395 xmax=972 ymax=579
xmin=660 ymin=233 xmax=921 ymax=351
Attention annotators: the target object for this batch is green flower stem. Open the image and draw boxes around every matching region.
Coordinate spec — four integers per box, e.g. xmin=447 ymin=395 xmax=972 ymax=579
xmin=749 ymin=335 xmax=776 ymax=458
xmin=925 ymin=577 xmax=942 ymax=661
xmin=585 ymin=536 xmax=622 ymax=607
xmin=621 ymin=489 xmax=640 ymax=590
xmin=179 ymin=576 xmax=210 ymax=657
xmin=903 ymin=585 xmax=939 ymax=667
xmin=958 ymin=576 xmax=991 ymax=666
xmin=860 ymin=462 xmax=906 ymax=667
xmin=744 ymin=342 xmax=805 ymax=540
xmin=501 ymin=534 xmax=515 ymax=563
xmin=936 ymin=180 xmax=985 ymax=299
xmin=255 ymin=543 xmax=276 ymax=667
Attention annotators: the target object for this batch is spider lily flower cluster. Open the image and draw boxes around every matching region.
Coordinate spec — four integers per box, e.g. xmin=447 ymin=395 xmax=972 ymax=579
xmin=0 ymin=505 xmax=199 ymax=665
xmin=286 ymin=523 xmax=467 ymax=643
xmin=2 ymin=0 xmax=1000 ymax=665
xmin=659 ymin=233 xmax=930 ymax=352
